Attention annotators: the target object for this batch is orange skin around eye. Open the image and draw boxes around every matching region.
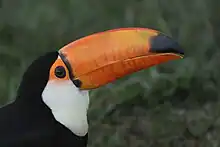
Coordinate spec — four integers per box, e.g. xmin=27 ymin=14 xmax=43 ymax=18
xmin=49 ymin=57 xmax=70 ymax=81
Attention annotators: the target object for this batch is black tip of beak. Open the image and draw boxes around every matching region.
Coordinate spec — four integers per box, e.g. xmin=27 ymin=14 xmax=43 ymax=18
xmin=149 ymin=33 xmax=184 ymax=56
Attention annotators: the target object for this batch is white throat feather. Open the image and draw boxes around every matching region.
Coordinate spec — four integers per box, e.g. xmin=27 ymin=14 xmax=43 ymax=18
xmin=42 ymin=80 xmax=89 ymax=136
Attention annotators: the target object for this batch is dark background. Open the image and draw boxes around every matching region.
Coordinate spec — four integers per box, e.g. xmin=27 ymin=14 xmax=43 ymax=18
xmin=0 ymin=0 xmax=220 ymax=146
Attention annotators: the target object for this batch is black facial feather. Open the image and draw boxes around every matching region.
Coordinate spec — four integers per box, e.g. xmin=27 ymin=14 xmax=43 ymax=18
xmin=16 ymin=51 xmax=59 ymax=103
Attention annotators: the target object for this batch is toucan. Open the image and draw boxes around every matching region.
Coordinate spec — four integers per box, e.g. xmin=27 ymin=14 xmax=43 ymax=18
xmin=0 ymin=28 xmax=184 ymax=147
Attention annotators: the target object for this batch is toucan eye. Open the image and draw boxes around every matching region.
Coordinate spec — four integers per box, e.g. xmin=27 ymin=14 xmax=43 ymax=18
xmin=55 ymin=66 xmax=66 ymax=78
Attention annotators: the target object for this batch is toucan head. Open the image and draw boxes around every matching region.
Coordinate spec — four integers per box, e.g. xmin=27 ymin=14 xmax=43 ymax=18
xmin=17 ymin=28 xmax=184 ymax=137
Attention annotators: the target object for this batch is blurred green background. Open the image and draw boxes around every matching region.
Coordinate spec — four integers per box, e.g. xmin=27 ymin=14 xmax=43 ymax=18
xmin=0 ymin=0 xmax=220 ymax=146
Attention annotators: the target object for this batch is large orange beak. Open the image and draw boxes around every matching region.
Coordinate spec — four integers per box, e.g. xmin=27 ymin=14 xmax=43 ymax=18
xmin=58 ymin=28 xmax=184 ymax=90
